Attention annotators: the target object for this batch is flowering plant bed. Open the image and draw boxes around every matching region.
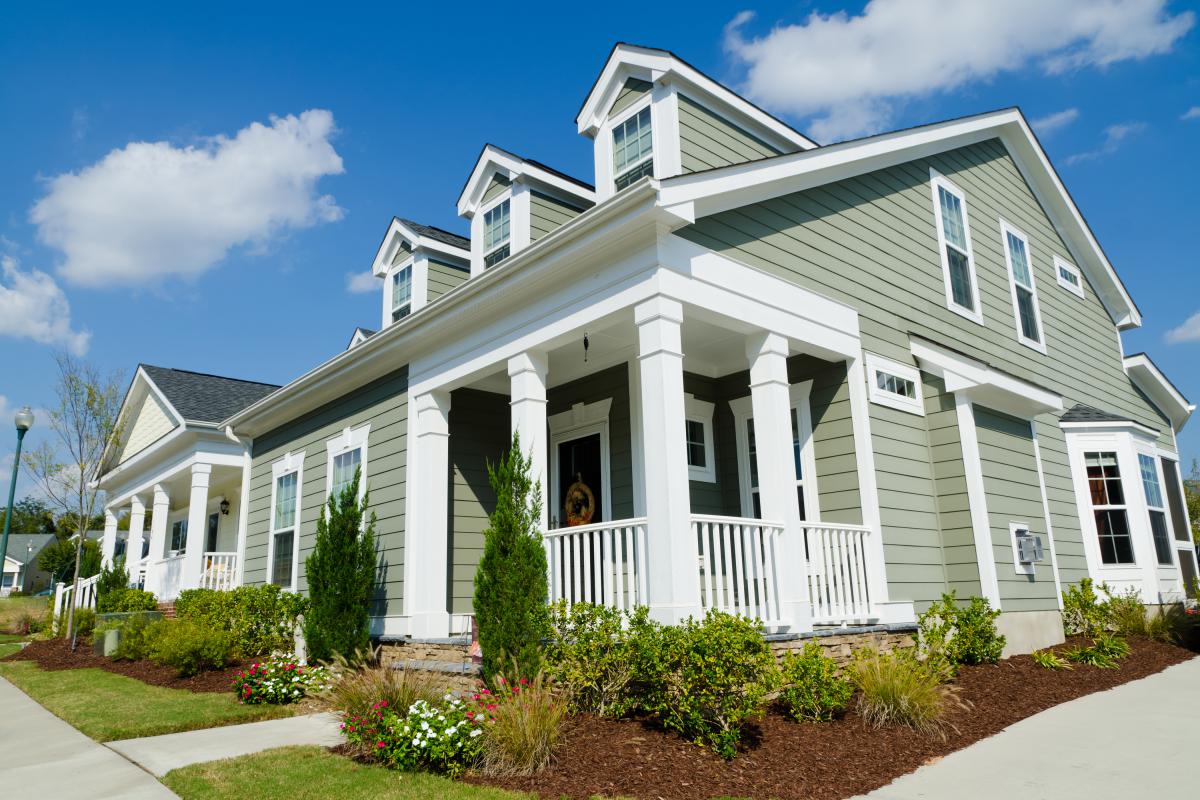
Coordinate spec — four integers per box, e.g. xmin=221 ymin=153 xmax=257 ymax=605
xmin=232 ymin=652 xmax=330 ymax=704
xmin=343 ymin=693 xmax=485 ymax=777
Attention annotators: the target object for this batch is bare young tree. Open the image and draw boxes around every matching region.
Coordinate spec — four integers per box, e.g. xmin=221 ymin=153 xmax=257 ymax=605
xmin=24 ymin=353 xmax=124 ymax=647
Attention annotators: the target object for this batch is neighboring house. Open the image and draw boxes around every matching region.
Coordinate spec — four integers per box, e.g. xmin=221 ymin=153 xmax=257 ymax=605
xmin=94 ymin=44 xmax=1197 ymax=655
xmin=4 ymin=533 xmax=57 ymax=594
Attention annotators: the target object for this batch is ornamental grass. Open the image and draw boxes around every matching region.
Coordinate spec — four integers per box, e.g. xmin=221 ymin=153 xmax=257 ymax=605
xmin=476 ymin=671 xmax=565 ymax=777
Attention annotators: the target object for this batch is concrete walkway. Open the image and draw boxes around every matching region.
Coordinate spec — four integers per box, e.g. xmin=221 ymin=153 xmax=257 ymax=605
xmin=857 ymin=656 xmax=1200 ymax=799
xmin=0 ymin=676 xmax=177 ymax=799
xmin=107 ymin=711 xmax=343 ymax=777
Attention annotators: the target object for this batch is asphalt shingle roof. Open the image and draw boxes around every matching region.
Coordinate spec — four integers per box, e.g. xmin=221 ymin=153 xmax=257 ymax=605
xmin=1060 ymin=404 xmax=1138 ymax=425
xmin=397 ymin=219 xmax=470 ymax=251
xmin=141 ymin=365 xmax=280 ymax=424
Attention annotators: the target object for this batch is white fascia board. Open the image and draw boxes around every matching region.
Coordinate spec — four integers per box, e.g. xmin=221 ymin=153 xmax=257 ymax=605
xmin=911 ymin=337 xmax=1062 ymax=418
xmin=1123 ymin=354 xmax=1194 ymax=432
xmin=98 ymin=367 xmax=187 ymax=475
xmin=457 ymin=145 xmax=594 ymax=218
xmin=576 ymin=44 xmax=816 ymax=151
xmin=99 ymin=430 xmax=245 ymax=508
xmin=658 ymin=108 xmax=1139 ymax=330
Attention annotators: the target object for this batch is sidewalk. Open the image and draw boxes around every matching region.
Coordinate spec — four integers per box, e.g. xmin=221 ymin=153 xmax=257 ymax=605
xmin=857 ymin=656 xmax=1200 ymax=799
xmin=0 ymin=675 xmax=177 ymax=799
xmin=108 ymin=711 xmax=343 ymax=776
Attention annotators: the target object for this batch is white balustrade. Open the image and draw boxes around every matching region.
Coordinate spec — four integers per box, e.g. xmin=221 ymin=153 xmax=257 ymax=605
xmin=158 ymin=554 xmax=186 ymax=602
xmin=52 ymin=573 xmax=101 ymax=619
xmin=804 ymin=522 xmax=874 ymax=623
xmin=694 ymin=514 xmax=785 ymax=625
xmin=199 ymin=552 xmax=238 ymax=592
xmin=543 ymin=518 xmax=648 ymax=611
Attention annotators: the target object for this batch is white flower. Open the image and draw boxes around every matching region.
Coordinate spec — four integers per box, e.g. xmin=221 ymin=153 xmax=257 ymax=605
xmin=469 ymin=728 xmax=482 ymax=738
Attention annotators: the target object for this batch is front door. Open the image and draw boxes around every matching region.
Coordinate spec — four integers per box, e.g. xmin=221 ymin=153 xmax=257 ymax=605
xmin=556 ymin=433 xmax=604 ymax=528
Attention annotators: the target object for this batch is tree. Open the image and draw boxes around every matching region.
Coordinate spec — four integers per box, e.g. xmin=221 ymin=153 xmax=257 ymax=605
xmin=37 ymin=536 xmax=101 ymax=584
xmin=473 ymin=432 xmax=549 ymax=680
xmin=304 ymin=469 xmax=378 ymax=662
xmin=23 ymin=353 xmax=123 ymax=647
xmin=0 ymin=497 xmax=57 ymax=536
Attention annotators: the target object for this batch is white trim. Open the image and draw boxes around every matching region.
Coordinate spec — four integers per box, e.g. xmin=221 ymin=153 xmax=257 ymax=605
xmin=457 ymin=144 xmax=595 ymax=218
xmin=1030 ymin=426 xmax=1064 ymax=608
xmin=929 ymin=169 xmax=983 ymax=325
xmin=548 ymin=399 xmax=613 ymax=529
xmin=608 ymin=94 xmax=655 ymax=196
xmin=369 ymin=217 xmax=470 ymax=279
xmin=728 ymin=381 xmax=819 ymax=521
xmin=1123 ymin=353 xmax=1195 ymax=433
xmin=1054 ymin=255 xmax=1085 ymax=299
xmin=627 ymin=360 xmax=646 ymax=516
xmin=955 ymin=395 xmax=1002 ymax=607
xmin=1008 ymin=520 xmax=1036 ymax=576
xmin=683 ymin=394 xmax=716 ymax=483
xmin=267 ymin=450 xmax=304 ymax=591
xmin=864 ymin=353 xmax=924 ymax=416
xmin=911 ymin=337 xmax=1062 ymax=418
xmin=325 ymin=424 xmax=370 ymax=503
xmin=998 ymin=219 xmax=1047 ymax=354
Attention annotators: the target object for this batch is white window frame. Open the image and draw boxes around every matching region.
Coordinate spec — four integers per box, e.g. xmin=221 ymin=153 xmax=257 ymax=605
xmin=1054 ymin=256 xmax=1085 ymax=299
xmin=266 ymin=450 xmax=304 ymax=591
xmin=729 ymin=381 xmax=819 ymax=520
xmin=1136 ymin=449 xmax=1177 ymax=568
xmin=608 ymin=95 xmax=655 ymax=194
xmin=865 ymin=353 xmax=924 ymax=416
xmin=325 ymin=424 xmax=370 ymax=503
xmin=929 ymin=169 xmax=983 ymax=325
xmin=547 ymin=399 xmax=613 ymax=530
xmin=481 ymin=194 xmax=511 ymax=268
xmin=999 ymin=220 xmax=1047 ymax=354
xmin=683 ymin=394 xmax=716 ymax=483
xmin=389 ymin=257 xmax=414 ymax=323
xmin=169 ymin=518 xmax=188 ymax=555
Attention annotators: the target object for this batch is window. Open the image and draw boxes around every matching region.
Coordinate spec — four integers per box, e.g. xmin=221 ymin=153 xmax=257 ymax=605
xmin=269 ymin=452 xmax=304 ymax=589
xmin=170 ymin=520 xmax=188 ymax=552
xmin=1055 ymin=256 xmax=1085 ymax=298
xmin=1085 ymin=452 xmax=1135 ymax=565
xmin=326 ymin=424 xmax=370 ymax=503
xmin=331 ymin=448 xmax=362 ymax=498
xmin=1000 ymin=222 xmax=1045 ymax=352
xmin=865 ymin=353 xmax=924 ymax=416
xmin=391 ymin=263 xmax=412 ymax=322
xmin=683 ymin=394 xmax=716 ymax=483
xmin=930 ymin=171 xmax=982 ymax=323
xmin=1138 ymin=453 xmax=1174 ymax=566
xmin=1160 ymin=457 xmax=1191 ymax=543
xmin=483 ymin=200 xmax=510 ymax=268
xmin=613 ymin=105 xmax=653 ymax=191
xmin=730 ymin=382 xmax=817 ymax=521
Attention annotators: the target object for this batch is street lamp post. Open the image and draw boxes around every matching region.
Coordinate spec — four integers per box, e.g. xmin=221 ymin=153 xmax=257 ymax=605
xmin=1 ymin=407 xmax=34 ymax=584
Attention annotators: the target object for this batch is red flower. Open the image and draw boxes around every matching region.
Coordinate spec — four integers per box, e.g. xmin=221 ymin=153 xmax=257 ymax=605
xmin=377 ymin=741 xmax=386 ymax=749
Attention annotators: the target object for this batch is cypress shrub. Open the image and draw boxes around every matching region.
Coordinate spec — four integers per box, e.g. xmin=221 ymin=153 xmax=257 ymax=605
xmin=304 ymin=469 xmax=378 ymax=662
xmin=473 ymin=433 xmax=550 ymax=680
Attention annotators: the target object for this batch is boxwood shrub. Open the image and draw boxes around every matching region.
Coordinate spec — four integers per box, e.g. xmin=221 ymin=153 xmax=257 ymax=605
xmin=175 ymin=585 xmax=307 ymax=657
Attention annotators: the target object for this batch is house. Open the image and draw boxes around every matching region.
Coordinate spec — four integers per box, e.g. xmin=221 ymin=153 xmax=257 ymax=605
xmin=3 ymin=533 xmax=56 ymax=594
xmin=93 ymin=44 xmax=1197 ymax=654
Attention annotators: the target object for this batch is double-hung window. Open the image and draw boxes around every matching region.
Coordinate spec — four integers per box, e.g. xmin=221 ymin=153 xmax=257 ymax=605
xmin=391 ymin=263 xmax=412 ymax=322
xmin=1000 ymin=222 xmax=1045 ymax=352
xmin=483 ymin=200 xmax=510 ymax=268
xmin=612 ymin=105 xmax=653 ymax=191
xmin=1138 ymin=453 xmax=1174 ymax=565
xmin=326 ymin=424 xmax=370 ymax=505
xmin=1085 ymin=452 xmax=1135 ymax=565
xmin=930 ymin=171 xmax=982 ymax=323
xmin=683 ymin=395 xmax=715 ymax=483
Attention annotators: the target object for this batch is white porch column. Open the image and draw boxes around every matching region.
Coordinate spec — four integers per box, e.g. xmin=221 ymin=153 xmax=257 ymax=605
xmin=126 ymin=495 xmax=146 ymax=583
xmin=181 ymin=463 xmax=212 ymax=591
xmin=143 ymin=485 xmax=170 ymax=597
xmin=846 ymin=354 xmax=893 ymax=608
xmin=406 ymin=390 xmax=452 ymax=638
xmin=635 ymin=296 xmax=701 ymax=624
xmin=508 ymin=351 xmax=549 ymax=531
xmin=746 ymin=332 xmax=811 ymax=631
xmin=235 ymin=442 xmax=252 ymax=587
xmin=100 ymin=509 xmax=119 ymax=569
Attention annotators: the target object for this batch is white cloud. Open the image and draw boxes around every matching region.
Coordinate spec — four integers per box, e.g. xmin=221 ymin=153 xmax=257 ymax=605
xmin=31 ymin=109 xmax=345 ymax=288
xmin=724 ymin=1 xmax=1194 ymax=142
xmin=0 ymin=255 xmax=90 ymax=354
xmin=345 ymin=271 xmax=379 ymax=294
xmin=1031 ymin=108 xmax=1080 ymax=136
xmin=1064 ymin=121 xmax=1146 ymax=164
xmin=1183 ymin=106 xmax=1200 ymax=120
xmin=1166 ymin=310 xmax=1200 ymax=344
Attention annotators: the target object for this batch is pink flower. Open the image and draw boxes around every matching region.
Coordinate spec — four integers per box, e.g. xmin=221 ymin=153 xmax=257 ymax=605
xmin=377 ymin=741 xmax=386 ymax=749
xmin=519 ymin=678 xmax=528 ymax=685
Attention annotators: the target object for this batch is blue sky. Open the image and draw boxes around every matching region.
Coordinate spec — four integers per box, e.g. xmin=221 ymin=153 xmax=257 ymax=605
xmin=2 ymin=1 xmax=1199 ymax=500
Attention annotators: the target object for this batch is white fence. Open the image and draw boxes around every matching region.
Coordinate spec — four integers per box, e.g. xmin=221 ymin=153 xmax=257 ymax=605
xmin=804 ymin=522 xmax=874 ymax=623
xmin=52 ymin=573 xmax=100 ymax=620
xmin=200 ymin=552 xmax=238 ymax=592
xmin=544 ymin=518 xmax=648 ymax=611
xmin=694 ymin=514 xmax=785 ymax=625
xmin=158 ymin=554 xmax=185 ymax=602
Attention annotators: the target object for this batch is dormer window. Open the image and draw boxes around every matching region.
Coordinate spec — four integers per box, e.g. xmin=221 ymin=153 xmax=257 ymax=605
xmin=613 ymin=105 xmax=653 ymax=190
xmin=391 ymin=262 xmax=412 ymax=322
xmin=483 ymin=199 xmax=511 ymax=268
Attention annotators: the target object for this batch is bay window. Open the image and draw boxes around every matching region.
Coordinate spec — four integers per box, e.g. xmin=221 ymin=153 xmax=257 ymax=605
xmin=1138 ymin=453 xmax=1174 ymax=565
xmin=1085 ymin=451 xmax=1135 ymax=565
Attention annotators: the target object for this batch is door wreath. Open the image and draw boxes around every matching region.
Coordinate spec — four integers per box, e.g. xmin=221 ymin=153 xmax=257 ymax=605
xmin=564 ymin=473 xmax=596 ymax=526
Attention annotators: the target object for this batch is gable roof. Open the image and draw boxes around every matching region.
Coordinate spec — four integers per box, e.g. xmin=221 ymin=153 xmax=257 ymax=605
xmin=370 ymin=217 xmax=472 ymax=279
xmin=396 ymin=219 xmax=470 ymax=251
xmin=140 ymin=365 xmax=280 ymax=425
xmin=1124 ymin=353 xmax=1194 ymax=432
xmin=348 ymin=327 xmax=376 ymax=350
xmin=457 ymin=144 xmax=596 ymax=217
xmin=3 ymin=533 xmax=56 ymax=564
xmin=658 ymin=107 xmax=1141 ymax=330
xmin=1060 ymin=404 xmax=1138 ymax=425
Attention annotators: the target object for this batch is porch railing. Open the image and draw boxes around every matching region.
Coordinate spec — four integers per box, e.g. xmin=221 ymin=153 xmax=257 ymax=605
xmin=158 ymin=554 xmax=186 ymax=602
xmin=804 ymin=522 xmax=874 ymax=623
xmin=200 ymin=552 xmax=238 ymax=591
xmin=694 ymin=514 xmax=785 ymax=625
xmin=543 ymin=518 xmax=648 ymax=611
xmin=52 ymin=573 xmax=101 ymax=620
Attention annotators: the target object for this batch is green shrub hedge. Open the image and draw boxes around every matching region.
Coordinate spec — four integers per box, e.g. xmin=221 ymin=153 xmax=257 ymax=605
xmin=777 ymin=643 xmax=853 ymax=722
xmin=175 ymin=585 xmax=307 ymax=657
xmin=917 ymin=592 xmax=1005 ymax=675
xmin=147 ymin=618 xmax=235 ymax=677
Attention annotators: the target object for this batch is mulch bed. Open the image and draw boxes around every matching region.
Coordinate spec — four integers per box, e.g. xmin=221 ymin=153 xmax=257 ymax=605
xmin=2 ymin=638 xmax=247 ymax=693
xmin=467 ymin=637 xmax=1194 ymax=800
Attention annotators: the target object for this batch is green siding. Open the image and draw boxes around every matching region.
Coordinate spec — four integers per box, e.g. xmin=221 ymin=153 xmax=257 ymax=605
xmin=923 ymin=374 xmax=979 ymax=598
xmin=427 ymin=260 xmax=469 ymax=302
xmin=678 ymin=93 xmax=781 ymax=173
xmin=610 ymin=77 xmax=651 ymax=119
xmin=481 ymin=174 xmax=510 ymax=204
xmin=530 ymin=191 xmax=586 ymax=241
xmin=247 ymin=369 xmax=408 ymax=617
xmin=680 ymin=137 xmax=1169 ymax=609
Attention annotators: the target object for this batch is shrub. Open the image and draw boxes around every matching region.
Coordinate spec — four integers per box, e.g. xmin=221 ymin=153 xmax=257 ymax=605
xmin=477 ymin=672 xmax=565 ymax=777
xmin=849 ymin=649 xmax=961 ymax=738
xmin=1030 ymin=649 xmax=1071 ymax=670
xmin=111 ymin=613 xmax=162 ymax=661
xmin=1105 ymin=587 xmax=1149 ymax=637
xmin=635 ymin=610 xmax=775 ymax=759
xmin=343 ymin=694 xmax=483 ymax=777
xmin=304 ymin=469 xmax=378 ymax=663
xmin=1061 ymin=578 xmax=1111 ymax=636
xmin=1062 ymin=634 xmax=1129 ymax=669
xmin=777 ymin=643 xmax=854 ymax=723
xmin=111 ymin=589 xmax=158 ymax=612
xmin=917 ymin=592 xmax=1005 ymax=674
xmin=232 ymin=652 xmax=331 ymax=704
xmin=544 ymin=601 xmax=651 ymax=717
xmin=95 ymin=558 xmax=131 ymax=613
xmin=176 ymin=585 xmax=307 ymax=658
xmin=323 ymin=651 xmax=442 ymax=721
xmin=55 ymin=607 xmax=96 ymax=641
xmin=147 ymin=618 xmax=235 ymax=676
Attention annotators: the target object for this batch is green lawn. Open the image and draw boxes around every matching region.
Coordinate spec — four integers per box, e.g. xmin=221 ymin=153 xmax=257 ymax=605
xmin=0 ymin=596 xmax=49 ymax=630
xmin=163 ymin=746 xmax=531 ymax=800
xmin=0 ymin=660 xmax=293 ymax=741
